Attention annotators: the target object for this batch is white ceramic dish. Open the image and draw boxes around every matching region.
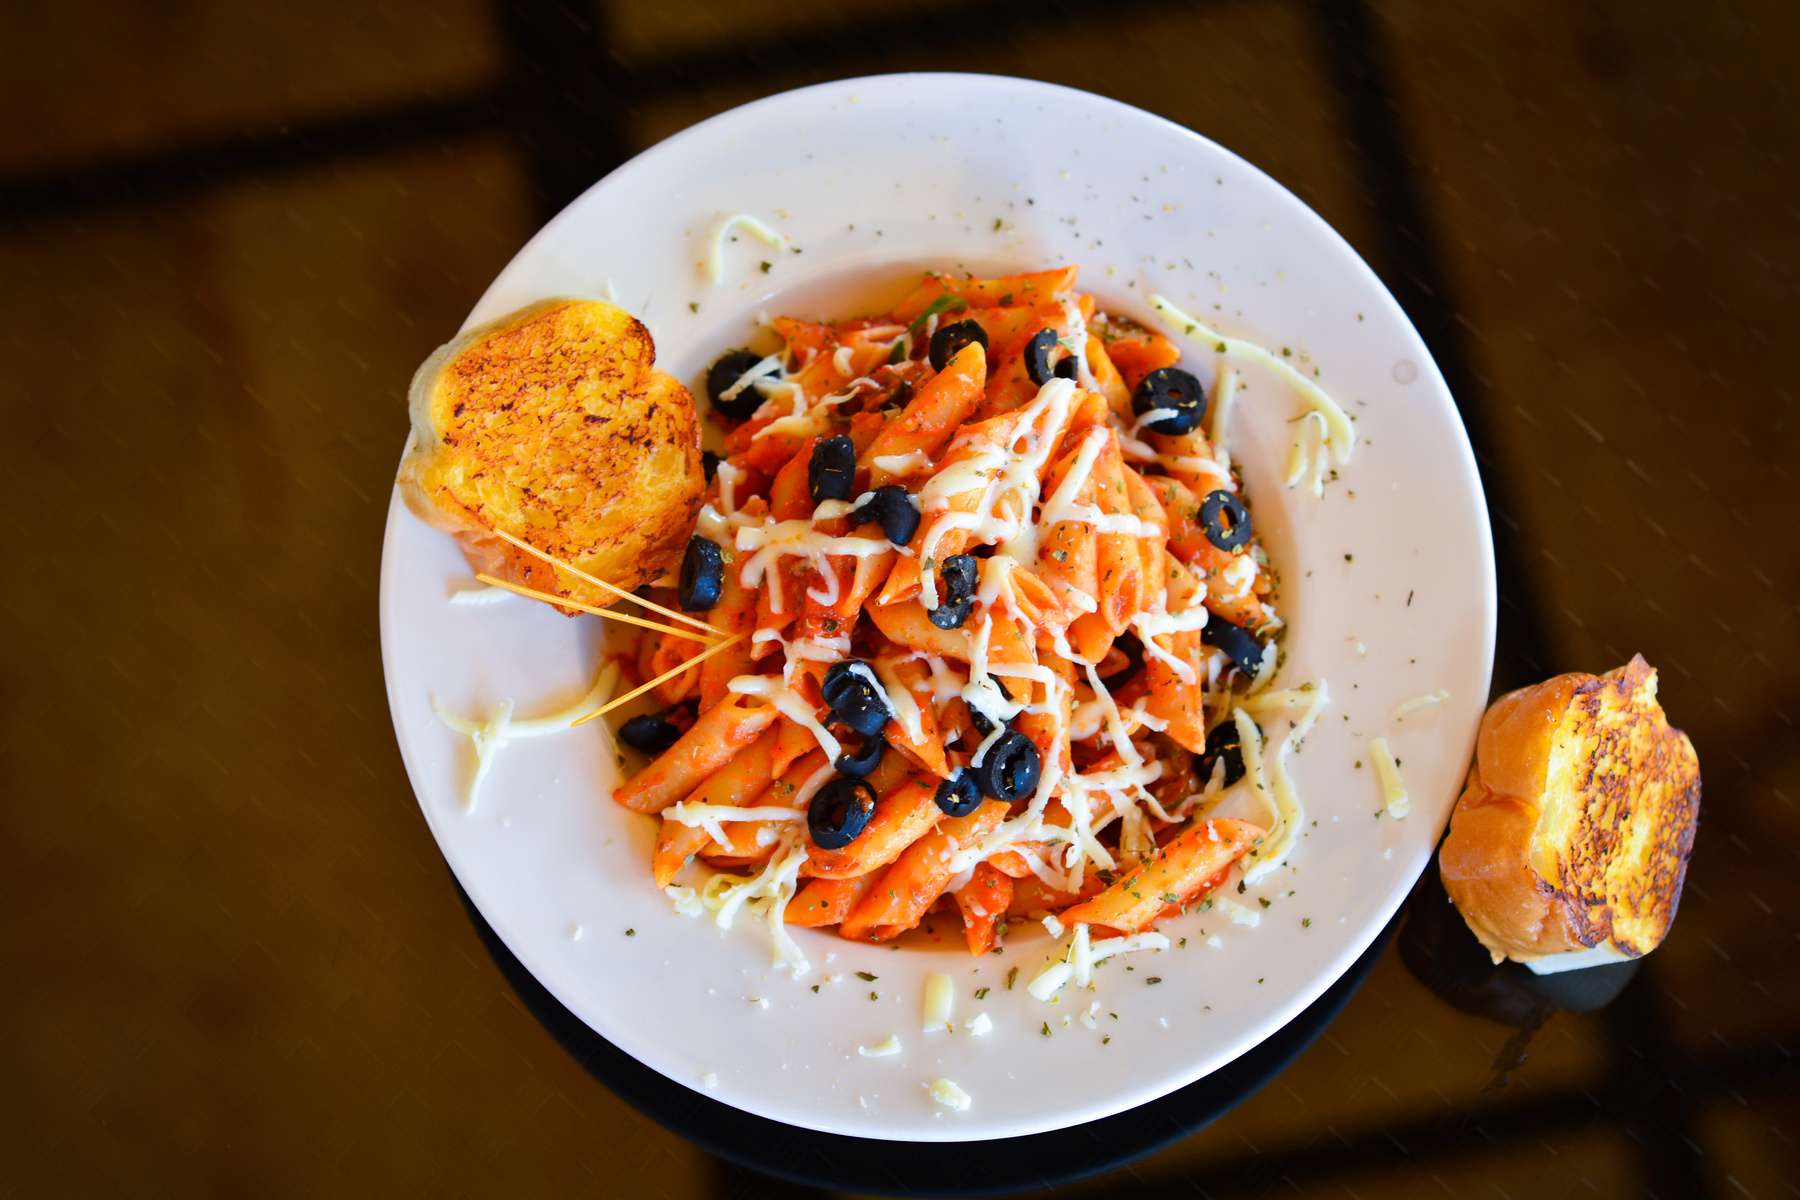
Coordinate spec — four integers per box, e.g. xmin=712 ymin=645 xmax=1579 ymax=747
xmin=379 ymin=73 xmax=1494 ymax=1142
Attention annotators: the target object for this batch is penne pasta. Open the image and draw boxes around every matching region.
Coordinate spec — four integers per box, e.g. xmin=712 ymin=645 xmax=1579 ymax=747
xmin=612 ymin=692 xmax=778 ymax=813
xmin=1060 ymin=817 xmax=1264 ymax=934
xmin=839 ymin=799 xmax=1009 ymax=942
xmin=597 ymin=265 xmax=1303 ymax=963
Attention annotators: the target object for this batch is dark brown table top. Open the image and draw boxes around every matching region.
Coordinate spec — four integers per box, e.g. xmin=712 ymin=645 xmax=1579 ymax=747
xmin=4 ymin=1 xmax=1795 ymax=1196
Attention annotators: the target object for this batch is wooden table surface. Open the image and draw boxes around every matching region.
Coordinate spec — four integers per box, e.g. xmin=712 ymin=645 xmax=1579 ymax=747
xmin=3 ymin=1 xmax=1795 ymax=1196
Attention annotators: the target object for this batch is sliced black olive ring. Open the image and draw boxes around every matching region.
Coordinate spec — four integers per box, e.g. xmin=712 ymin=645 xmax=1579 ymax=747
xmin=706 ymin=348 xmax=771 ymax=421
xmin=972 ymin=730 xmax=1041 ymax=803
xmin=809 ymin=776 xmax=877 ymax=849
xmin=619 ymin=710 xmax=683 ymax=755
xmin=1196 ymin=716 xmax=1253 ymax=789
xmin=1201 ymin=615 xmax=1266 ymax=677
xmin=1023 ymin=328 xmax=1059 ymax=386
xmin=928 ymin=319 xmax=989 ymax=372
xmin=1098 ymin=633 xmax=1144 ymax=689
xmin=927 ymin=553 xmax=979 ymax=630
xmin=850 ymin=484 xmax=921 ymax=546
xmin=821 ymin=660 xmax=892 ymax=739
xmin=1199 ymin=488 xmax=1253 ymax=552
xmin=834 ymin=734 xmax=886 ymax=778
xmin=678 ymin=537 xmax=723 ymax=611
xmin=1131 ymin=366 xmax=1207 ymax=435
xmin=808 ymin=434 xmax=857 ymax=503
xmin=934 ymin=768 xmax=983 ymax=818
xmin=1023 ymin=329 xmax=1081 ymax=384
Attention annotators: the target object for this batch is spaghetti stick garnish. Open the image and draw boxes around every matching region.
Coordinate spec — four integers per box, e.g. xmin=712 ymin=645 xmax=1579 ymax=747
xmin=490 ymin=527 xmax=726 ymax=637
xmin=475 ymin=574 xmax=719 ymax=644
xmin=572 ymin=634 xmax=748 ymax=726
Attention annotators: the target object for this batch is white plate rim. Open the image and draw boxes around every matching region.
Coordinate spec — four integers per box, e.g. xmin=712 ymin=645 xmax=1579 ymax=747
xmin=379 ymin=71 xmax=1496 ymax=1142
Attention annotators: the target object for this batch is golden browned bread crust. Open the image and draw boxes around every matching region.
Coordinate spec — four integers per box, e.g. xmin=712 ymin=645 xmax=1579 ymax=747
xmin=1439 ymin=655 xmax=1700 ymax=963
xmin=397 ymin=298 xmax=703 ymax=608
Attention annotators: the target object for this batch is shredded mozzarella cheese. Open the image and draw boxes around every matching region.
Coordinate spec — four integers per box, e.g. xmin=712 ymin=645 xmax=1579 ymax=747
xmin=922 ymin=972 xmax=954 ymax=1031
xmin=661 ymin=802 xmax=806 ymax=847
xmin=431 ymin=663 xmax=619 ymax=810
xmin=448 ymin=584 xmax=510 ymax=606
xmin=1391 ymin=690 xmax=1449 ymax=721
xmin=926 ymin=1079 xmax=972 ymax=1111
xmin=1370 ymin=737 xmax=1410 ymax=818
xmin=1148 ymin=293 xmax=1355 ymax=465
xmin=1210 ymin=365 xmax=1240 ymax=473
xmin=705 ymin=213 xmax=792 ymax=282
xmin=1030 ymin=927 xmax=1171 ymax=1000
xmin=1286 ymin=410 xmax=1330 ymax=498
xmin=1217 ymin=897 xmax=1261 ymax=927
xmin=1241 ymin=680 xmax=1330 ymax=885
xmin=728 ymin=675 xmax=841 ymax=762
xmin=685 ymin=831 xmax=813 ymax=976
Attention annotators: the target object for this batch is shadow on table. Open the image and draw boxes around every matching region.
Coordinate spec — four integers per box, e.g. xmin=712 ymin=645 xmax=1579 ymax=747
xmin=454 ymin=872 xmax=1398 ymax=1197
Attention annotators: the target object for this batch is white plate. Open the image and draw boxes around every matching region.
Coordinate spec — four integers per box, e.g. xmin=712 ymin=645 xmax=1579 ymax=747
xmin=379 ymin=73 xmax=1494 ymax=1142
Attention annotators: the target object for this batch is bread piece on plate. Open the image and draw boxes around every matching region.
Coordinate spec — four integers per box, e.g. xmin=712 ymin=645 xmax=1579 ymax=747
xmin=1439 ymin=655 xmax=1700 ymax=966
xmin=397 ymin=297 xmax=704 ymax=609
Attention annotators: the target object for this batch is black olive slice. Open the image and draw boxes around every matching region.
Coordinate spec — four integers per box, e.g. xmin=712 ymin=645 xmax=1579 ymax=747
xmin=934 ymin=768 xmax=982 ymax=818
xmin=1199 ymin=489 xmax=1253 ymax=552
xmin=1053 ymin=353 xmax=1080 ymax=380
xmin=821 ymin=661 xmax=892 ymax=738
xmin=1196 ymin=717 xmax=1253 ymax=789
xmin=850 ymin=484 xmax=920 ymax=546
xmin=834 ymin=734 xmax=886 ymax=778
xmin=706 ymin=349 xmax=772 ymax=421
xmin=972 ymin=730 xmax=1041 ymax=803
xmin=1131 ymin=366 xmax=1207 ymax=435
xmin=678 ymin=537 xmax=724 ymax=610
xmin=1098 ymin=633 xmax=1144 ymax=689
xmin=1201 ymin=615 xmax=1267 ymax=676
xmin=929 ymin=596 xmax=975 ymax=630
xmin=808 ymin=435 xmax=857 ymax=503
xmin=809 ymin=776 xmax=876 ymax=849
xmin=1023 ymin=328 xmax=1059 ymax=386
xmin=968 ymin=706 xmax=995 ymax=737
xmin=928 ymin=319 xmax=989 ymax=371
xmin=928 ymin=553 xmax=979 ymax=630
xmin=619 ymin=711 xmax=683 ymax=755
xmin=701 ymin=450 xmax=720 ymax=481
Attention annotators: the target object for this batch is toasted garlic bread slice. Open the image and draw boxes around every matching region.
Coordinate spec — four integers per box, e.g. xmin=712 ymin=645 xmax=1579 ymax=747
xmin=398 ymin=297 xmax=704 ymax=608
xmin=1440 ymin=655 xmax=1700 ymax=964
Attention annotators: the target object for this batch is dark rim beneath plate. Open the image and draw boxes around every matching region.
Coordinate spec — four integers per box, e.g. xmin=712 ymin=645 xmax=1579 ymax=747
xmin=453 ymin=870 xmax=1396 ymax=1197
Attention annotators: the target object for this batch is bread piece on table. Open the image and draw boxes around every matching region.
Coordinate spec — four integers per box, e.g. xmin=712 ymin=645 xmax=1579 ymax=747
xmin=1439 ymin=654 xmax=1700 ymax=964
xmin=397 ymin=297 xmax=704 ymax=609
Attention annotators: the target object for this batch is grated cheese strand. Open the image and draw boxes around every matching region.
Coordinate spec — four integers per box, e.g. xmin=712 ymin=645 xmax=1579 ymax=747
xmin=431 ymin=663 xmax=620 ymax=810
xmin=1241 ymin=680 xmax=1329 ymax=885
xmin=1210 ymin=365 xmax=1240 ymax=474
xmin=1029 ymin=927 xmax=1171 ymax=1000
xmin=1148 ymin=293 xmax=1355 ymax=465
xmin=1391 ymin=690 xmax=1449 ymax=721
xmin=1370 ymin=736 xmax=1410 ymax=818
xmin=662 ymin=802 xmax=806 ymax=847
xmin=692 ymin=830 xmax=813 ymax=976
xmin=705 ymin=213 xmax=792 ymax=282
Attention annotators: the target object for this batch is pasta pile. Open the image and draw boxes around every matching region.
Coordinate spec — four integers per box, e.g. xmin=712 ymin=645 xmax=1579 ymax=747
xmin=610 ymin=267 xmax=1288 ymax=970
